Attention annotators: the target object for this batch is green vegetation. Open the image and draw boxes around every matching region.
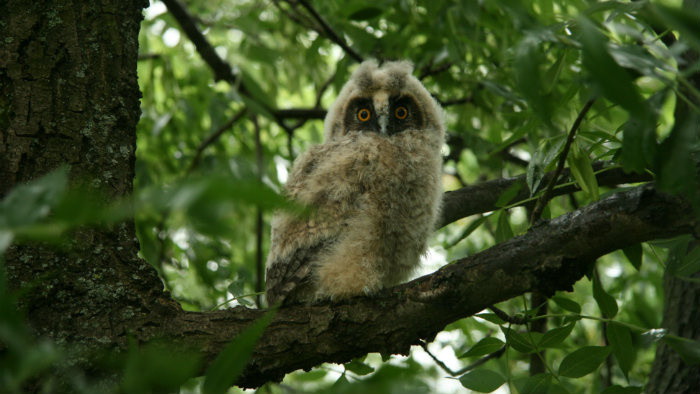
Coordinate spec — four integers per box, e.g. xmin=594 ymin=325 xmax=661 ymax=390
xmin=1 ymin=0 xmax=699 ymax=393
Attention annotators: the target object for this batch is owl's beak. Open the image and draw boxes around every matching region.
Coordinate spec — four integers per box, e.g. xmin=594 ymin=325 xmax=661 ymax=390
xmin=378 ymin=114 xmax=388 ymax=135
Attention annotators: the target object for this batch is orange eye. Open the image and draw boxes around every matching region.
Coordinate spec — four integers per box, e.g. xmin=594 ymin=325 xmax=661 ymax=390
xmin=395 ymin=106 xmax=408 ymax=119
xmin=357 ymin=108 xmax=371 ymax=122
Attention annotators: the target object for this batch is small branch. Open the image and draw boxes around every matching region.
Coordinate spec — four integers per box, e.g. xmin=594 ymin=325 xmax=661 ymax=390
xmin=437 ymin=96 xmax=474 ymax=107
xmin=419 ymin=340 xmax=506 ymax=376
xmin=187 ymin=108 xmax=248 ymax=174
xmin=253 ymin=114 xmax=265 ymax=309
xmin=315 ymin=72 xmax=336 ymax=108
xmin=274 ymin=108 xmax=327 ymax=119
xmin=529 ymin=98 xmax=596 ymax=224
xmin=438 ymin=161 xmax=652 ymax=228
xmin=161 ymin=0 xmax=243 ymax=87
xmin=419 ymin=61 xmax=453 ymax=81
xmin=296 ymin=0 xmax=364 ymax=63
xmin=529 ymin=292 xmax=548 ymax=376
xmin=489 ymin=305 xmax=528 ymax=325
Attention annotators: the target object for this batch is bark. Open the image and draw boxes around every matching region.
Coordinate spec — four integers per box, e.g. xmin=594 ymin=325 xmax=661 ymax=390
xmin=647 ymin=267 xmax=700 ymax=394
xmin=646 ymin=1 xmax=700 ymax=391
xmin=0 ymin=0 xmax=176 ymax=389
xmin=1 ymin=0 xmax=699 ymax=392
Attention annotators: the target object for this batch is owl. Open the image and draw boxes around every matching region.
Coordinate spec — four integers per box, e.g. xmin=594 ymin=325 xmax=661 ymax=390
xmin=265 ymin=60 xmax=444 ymax=305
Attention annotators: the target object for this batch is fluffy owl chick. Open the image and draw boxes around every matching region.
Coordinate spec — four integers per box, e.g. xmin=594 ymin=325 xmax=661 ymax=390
xmin=265 ymin=60 xmax=444 ymax=305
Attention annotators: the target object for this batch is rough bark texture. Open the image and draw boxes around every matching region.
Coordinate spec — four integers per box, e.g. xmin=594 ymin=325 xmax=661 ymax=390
xmin=1 ymin=0 xmax=700 ymax=392
xmin=0 ymin=0 xmax=179 ymax=389
xmin=647 ymin=268 xmax=700 ymax=394
xmin=646 ymin=2 xmax=700 ymax=391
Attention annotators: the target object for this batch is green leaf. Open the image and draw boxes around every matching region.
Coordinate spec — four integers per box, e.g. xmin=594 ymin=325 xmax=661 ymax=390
xmin=601 ymin=385 xmax=642 ymax=394
xmin=0 ymin=166 xmax=69 ymax=229
xmin=578 ymin=17 xmax=647 ymax=119
xmin=515 ymin=34 xmax=552 ymax=124
xmin=622 ymin=244 xmax=643 ymax=270
xmin=551 ymin=295 xmax=581 ymax=314
xmin=459 ymin=337 xmax=505 ymax=358
xmin=558 ymin=346 xmax=611 ymax=378
xmin=668 ymin=244 xmax=700 ymax=278
xmin=656 ymin=113 xmax=700 ymax=207
xmin=495 ymin=182 xmax=523 ymax=208
xmin=593 ymin=271 xmax=618 ymax=318
xmin=502 ymin=327 xmax=536 ymax=353
xmin=121 ymin=343 xmax=201 ymax=394
xmin=203 ymin=309 xmax=276 ymax=394
xmin=344 ymin=359 xmax=374 ymax=376
xmin=348 ymin=7 xmax=383 ymax=21
xmin=650 ymin=4 xmax=700 ymax=50
xmin=475 ymin=313 xmax=506 ymax=325
xmin=459 ymin=369 xmax=506 ymax=393
xmin=519 ymin=373 xmax=551 ymax=394
xmin=662 ymin=335 xmax=700 ymax=365
xmin=539 ymin=323 xmax=576 ymax=348
xmin=238 ymin=69 xmax=275 ymax=119
xmin=606 ymin=322 xmax=635 ymax=379
xmin=567 ymin=140 xmax=599 ymax=201
xmin=448 ymin=215 xmax=488 ymax=248
xmin=495 ymin=210 xmax=514 ymax=243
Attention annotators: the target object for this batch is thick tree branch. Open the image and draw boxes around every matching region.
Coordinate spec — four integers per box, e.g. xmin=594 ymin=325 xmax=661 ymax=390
xmin=140 ymin=185 xmax=697 ymax=388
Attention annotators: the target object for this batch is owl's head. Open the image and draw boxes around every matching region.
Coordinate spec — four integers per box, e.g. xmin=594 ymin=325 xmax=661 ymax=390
xmin=323 ymin=60 xmax=444 ymax=142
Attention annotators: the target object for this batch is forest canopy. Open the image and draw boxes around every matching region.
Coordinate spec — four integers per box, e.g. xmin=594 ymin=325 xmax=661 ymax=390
xmin=1 ymin=0 xmax=699 ymax=393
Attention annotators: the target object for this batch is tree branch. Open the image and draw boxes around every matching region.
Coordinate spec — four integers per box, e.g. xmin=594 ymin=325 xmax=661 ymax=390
xmin=160 ymin=0 xmax=243 ymax=87
xmin=187 ymin=108 xmax=248 ymax=174
xmin=144 ymin=184 xmax=697 ymax=388
xmin=295 ymin=0 xmax=364 ymax=63
xmin=438 ymin=162 xmax=652 ymax=228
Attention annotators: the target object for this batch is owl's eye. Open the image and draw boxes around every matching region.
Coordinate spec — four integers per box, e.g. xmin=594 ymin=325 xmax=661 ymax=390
xmin=395 ymin=106 xmax=408 ymax=120
xmin=357 ymin=108 xmax=371 ymax=122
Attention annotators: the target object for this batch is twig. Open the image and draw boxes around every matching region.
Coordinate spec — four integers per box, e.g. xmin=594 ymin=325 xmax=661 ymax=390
xmin=438 ymin=96 xmax=474 ymax=107
xmin=419 ymin=61 xmax=453 ymax=80
xmin=296 ymin=0 xmax=364 ymax=63
xmin=419 ymin=340 xmax=506 ymax=376
xmin=528 ymin=292 xmax=548 ymax=376
xmin=489 ymin=305 xmax=528 ymax=325
xmin=315 ymin=72 xmax=336 ymax=108
xmin=274 ymin=108 xmax=327 ymax=119
xmin=253 ymin=114 xmax=265 ymax=309
xmin=530 ymin=98 xmax=596 ymax=224
xmin=187 ymin=108 xmax=248 ymax=174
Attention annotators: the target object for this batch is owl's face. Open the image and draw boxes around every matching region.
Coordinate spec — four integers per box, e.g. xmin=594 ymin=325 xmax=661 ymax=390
xmin=342 ymin=94 xmax=424 ymax=136
xmin=324 ymin=60 xmax=444 ymax=142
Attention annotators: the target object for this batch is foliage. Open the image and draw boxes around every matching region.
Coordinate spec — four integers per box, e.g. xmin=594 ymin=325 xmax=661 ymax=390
xmin=1 ymin=0 xmax=700 ymax=393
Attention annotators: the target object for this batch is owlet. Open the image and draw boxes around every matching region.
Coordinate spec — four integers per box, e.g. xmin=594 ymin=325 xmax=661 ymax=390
xmin=265 ymin=60 xmax=444 ymax=305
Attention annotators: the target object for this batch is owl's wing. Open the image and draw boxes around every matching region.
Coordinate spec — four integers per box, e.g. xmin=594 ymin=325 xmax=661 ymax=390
xmin=265 ymin=236 xmax=336 ymax=305
xmin=265 ymin=142 xmax=356 ymax=305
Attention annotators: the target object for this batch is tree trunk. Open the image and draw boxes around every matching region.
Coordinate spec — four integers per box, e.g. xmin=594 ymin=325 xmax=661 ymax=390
xmin=647 ymin=1 xmax=700 ymax=388
xmin=0 ymin=0 xmax=178 ymax=390
xmin=647 ymin=268 xmax=700 ymax=394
